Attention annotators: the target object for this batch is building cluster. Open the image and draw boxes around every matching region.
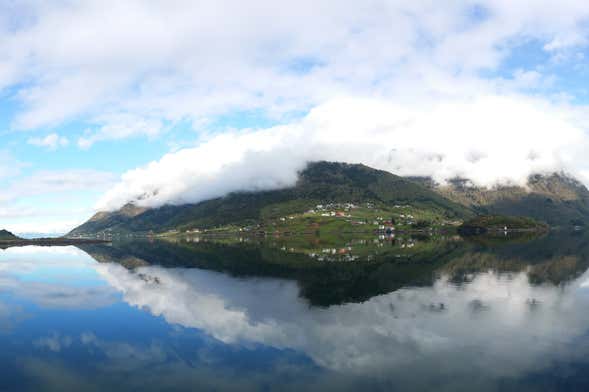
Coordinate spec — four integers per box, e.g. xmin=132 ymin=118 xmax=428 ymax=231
xmin=306 ymin=202 xmax=359 ymax=217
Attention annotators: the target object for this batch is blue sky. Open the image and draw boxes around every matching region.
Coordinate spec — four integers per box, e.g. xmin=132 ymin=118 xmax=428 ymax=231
xmin=3 ymin=1 xmax=589 ymax=234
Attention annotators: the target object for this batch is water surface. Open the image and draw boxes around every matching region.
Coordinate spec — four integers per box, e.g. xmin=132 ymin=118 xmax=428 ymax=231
xmin=1 ymin=232 xmax=589 ymax=391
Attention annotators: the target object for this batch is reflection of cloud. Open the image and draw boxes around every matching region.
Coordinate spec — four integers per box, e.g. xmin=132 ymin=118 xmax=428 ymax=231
xmin=23 ymin=339 xmax=319 ymax=392
xmin=0 ymin=246 xmax=117 ymax=309
xmin=30 ymin=330 xmax=317 ymax=391
xmin=80 ymin=332 xmax=166 ymax=364
xmin=1 ymin=246 xmax=83 ymax=255
xmin=0 ymin=246 xmax=96 ymax=274
xmin=0 ymin=273 xmax=116 ymax=310
xmin=0 ymin=299 xmax=30 ymax=332
xmin=34 ymin=331 xmax=167 ymax=366
xmin=20 ymin=358 xmax=101 ymax=392
xmin=95 ymin=262 xmax=589 ymax=386
xmin=34 ymin=332 xmax=73 ymax=352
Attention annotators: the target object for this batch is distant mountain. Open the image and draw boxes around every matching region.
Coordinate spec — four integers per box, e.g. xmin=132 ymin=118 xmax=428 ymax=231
xmin=408 ymin=172 xmax=589 ymax=227
xmin=0 ymin=229 xmax=20 ymax=241
xmin=16 ymin=232 xmax=64 ymax=239
xmin=69 ymin=161 xmax=471 ymax=236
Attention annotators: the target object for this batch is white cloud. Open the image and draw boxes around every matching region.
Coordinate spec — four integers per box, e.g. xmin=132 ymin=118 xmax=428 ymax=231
xmin=1 ymin=0 xmax=589 ymax=142
xmin=28 ymin=133 xmax=69 ymax=150
xmin=3 ymin=220 xmax=85 ymax=236
xmin=97 ymin=95 xmax=589 ymax=210
xmin=77 ymin=113 xmax=163 ymax=149
xmin=0 ymin=169 xmax=116 ymax=203
xmin=0 ymin=169 xmax=116 ymax=234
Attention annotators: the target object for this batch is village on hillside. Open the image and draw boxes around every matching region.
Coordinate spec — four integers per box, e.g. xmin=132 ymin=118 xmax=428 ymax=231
xmin=175 ymin=201 xmax=462 ymax=238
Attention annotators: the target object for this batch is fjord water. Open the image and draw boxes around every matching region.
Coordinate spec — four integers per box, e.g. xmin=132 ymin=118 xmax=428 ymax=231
xmin=2 ymin=233 xmax=589 ymax=391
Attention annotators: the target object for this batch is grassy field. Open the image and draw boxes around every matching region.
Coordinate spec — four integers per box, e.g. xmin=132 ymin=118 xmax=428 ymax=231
xmin=164 ymin=202 xmax=462 ymax=237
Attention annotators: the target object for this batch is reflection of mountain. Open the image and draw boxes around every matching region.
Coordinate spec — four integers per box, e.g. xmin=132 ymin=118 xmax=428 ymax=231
xmin=4 ymin=238 xmax=589 ymax=391
xmin=434 ymin=232 xmax=589 ymax=286
xmin=78 ymin=231 xmax=589 ymax=309
xmin=88 ymin=250 xmax=589 ymax=390
xmin=79 ymin=239 xmax=464 ymax=306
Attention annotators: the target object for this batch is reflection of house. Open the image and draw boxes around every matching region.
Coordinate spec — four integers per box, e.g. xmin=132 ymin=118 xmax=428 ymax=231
xmin=377 ymin=225 xmax=395 ymax=234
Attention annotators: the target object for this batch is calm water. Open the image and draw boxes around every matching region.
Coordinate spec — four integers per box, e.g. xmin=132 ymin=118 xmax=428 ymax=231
xmin=1 ymin=232 xmax=589 ymax=391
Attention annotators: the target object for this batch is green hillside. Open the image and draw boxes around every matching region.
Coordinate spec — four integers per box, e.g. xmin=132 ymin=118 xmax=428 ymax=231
xmin=69 ymin=161 xmax=472 ymax=236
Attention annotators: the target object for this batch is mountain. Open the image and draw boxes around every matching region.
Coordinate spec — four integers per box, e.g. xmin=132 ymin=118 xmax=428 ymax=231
xmin=69 ymin=161 xmax=471 ymax=236
xmin=0 ymin=229 xmax=20 ymax=241
xmin=0 ymin=228 xmax=109 ymax=249
xmin=408 ymin=172 xmax=589 ymax=227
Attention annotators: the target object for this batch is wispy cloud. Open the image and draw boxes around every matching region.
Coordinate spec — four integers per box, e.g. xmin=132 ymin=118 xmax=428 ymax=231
xmin=0 ymin=151 xmax=27 ymax=181
xmin=28 ymin=133 xmax=69 ymax=150
xmin=0 ymin=169 xmax=116 ymax=233
xmin=0 ymin=170 xmax=116 ymax=203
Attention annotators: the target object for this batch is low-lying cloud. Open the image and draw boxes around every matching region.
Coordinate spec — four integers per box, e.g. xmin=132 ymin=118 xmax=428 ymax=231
xmin=98 ymin=95 xmax=589 ymax=211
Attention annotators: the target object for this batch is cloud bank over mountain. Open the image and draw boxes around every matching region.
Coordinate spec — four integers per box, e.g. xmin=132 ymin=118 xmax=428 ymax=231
xmin=98 ymin=95 xmax=589 ymax=210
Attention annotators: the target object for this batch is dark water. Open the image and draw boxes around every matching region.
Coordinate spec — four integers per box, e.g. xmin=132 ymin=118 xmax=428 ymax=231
xmin=2 ymin=232 xmax=589 ymax=391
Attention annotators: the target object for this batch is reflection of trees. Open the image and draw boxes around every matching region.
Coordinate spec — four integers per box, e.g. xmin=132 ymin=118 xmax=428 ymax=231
xmin=79 ymin=240 xmax=464 ymax=307
xmin=443 ymin=230 xmax=589 ymax=286
xmin=78 ymin=230 xmax=589 ymax=307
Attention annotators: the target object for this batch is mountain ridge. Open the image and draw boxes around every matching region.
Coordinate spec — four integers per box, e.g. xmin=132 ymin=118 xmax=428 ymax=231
xmin=0 ymin=229 xmax=20 ymax=241
xmin=70 ymin=162 xmax=589 ymax=236
xmin=69 ymin=161 xmax=471 ymax=236
xmin=408 ymin=172 xmax=589 ymax=226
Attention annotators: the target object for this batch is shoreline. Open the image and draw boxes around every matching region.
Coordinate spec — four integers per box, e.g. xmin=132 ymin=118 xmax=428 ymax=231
xmin=0 ymin=238 xmax=111 ymax=248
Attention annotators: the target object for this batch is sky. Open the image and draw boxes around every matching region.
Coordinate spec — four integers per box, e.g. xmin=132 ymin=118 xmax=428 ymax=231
xmin=3 ymin=1 xmax=589 ymax=234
